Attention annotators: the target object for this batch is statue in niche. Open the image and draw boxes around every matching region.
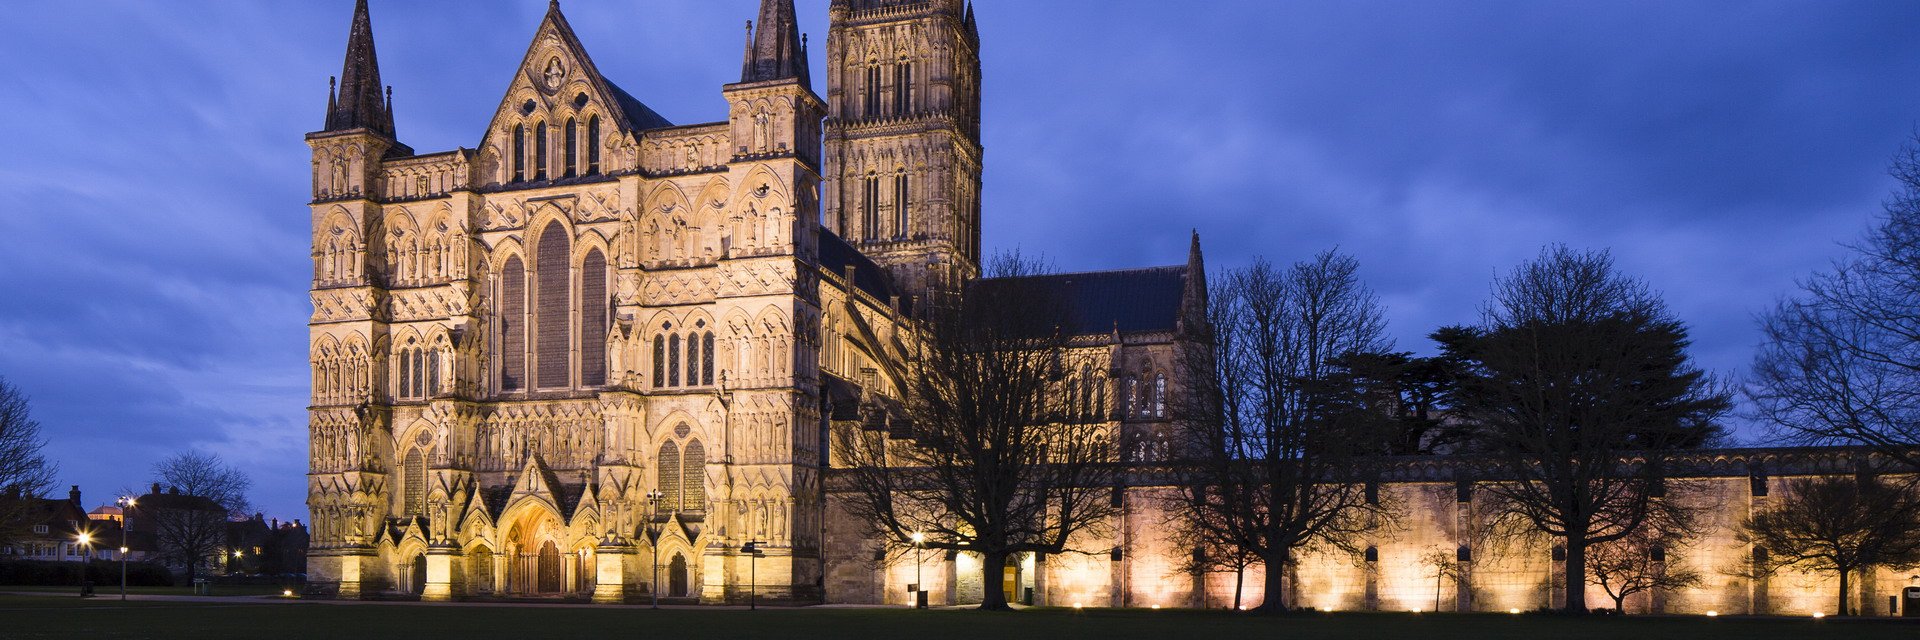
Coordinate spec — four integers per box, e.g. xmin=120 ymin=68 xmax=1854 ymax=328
xmin=752 ymin=111 xmax=771 ymax=152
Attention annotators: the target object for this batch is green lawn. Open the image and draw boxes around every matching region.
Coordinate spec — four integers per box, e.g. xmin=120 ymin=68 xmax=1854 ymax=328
xmin=0 ymin=595 xmax=1911 ymax=640
xmin=0 ymin=584 xmax=289 ymax=597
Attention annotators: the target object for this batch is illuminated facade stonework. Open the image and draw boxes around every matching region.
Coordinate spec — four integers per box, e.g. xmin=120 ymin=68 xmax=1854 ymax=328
xmin=304 ymin=0 xmax=1910 ymax=613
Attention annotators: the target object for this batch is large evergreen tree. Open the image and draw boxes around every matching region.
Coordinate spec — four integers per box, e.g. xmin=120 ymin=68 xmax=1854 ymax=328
xmin=1443 ymin=245 xmax=1728 ymax=613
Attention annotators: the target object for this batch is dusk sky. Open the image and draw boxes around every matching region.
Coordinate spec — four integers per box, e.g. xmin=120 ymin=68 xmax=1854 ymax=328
xmin=3 ymin=0 xmax=1918 ymax=518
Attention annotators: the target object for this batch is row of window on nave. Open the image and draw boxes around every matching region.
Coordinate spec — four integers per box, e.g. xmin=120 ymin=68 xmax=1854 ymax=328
xmin=510 ymin=115 xmax=602 ymax=184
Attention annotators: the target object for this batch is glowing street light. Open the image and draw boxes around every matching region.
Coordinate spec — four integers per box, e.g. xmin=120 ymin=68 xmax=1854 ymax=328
xmin=910 ymin=531 xmax=926 ymax=609
xmin=116 ymin=496 xmax=135 ymax=601
xmin=73 ymin=530 xmax=95 ymax=598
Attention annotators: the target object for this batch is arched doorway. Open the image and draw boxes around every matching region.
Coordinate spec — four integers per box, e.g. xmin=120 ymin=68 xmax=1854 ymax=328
xmin=668 ymin=553 xmax=689 ymax=597
xmin=410 ymin=554 xmax=427 ymax=595
xmin=467 ymin=547 xmax=494 ymax=595
xmin=537 ymin=541 xmax=562 ymax=594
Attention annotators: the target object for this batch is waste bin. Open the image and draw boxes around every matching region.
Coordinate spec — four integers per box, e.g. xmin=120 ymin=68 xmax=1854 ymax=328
xmin=81 ymin=581 xmax=94 ymax=597
xmin=916 ymin=590 xmax=929 ymax=609
xmin=193 ymin=579 xmax=211 ymax=596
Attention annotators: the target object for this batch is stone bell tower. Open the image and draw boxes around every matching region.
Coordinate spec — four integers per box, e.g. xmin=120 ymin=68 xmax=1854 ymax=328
xmin=822 ymin=0 xmax=982 ymax=299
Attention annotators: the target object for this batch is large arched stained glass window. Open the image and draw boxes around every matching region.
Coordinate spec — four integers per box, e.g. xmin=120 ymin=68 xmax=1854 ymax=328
xmin=656 ymin=442 xmax=681 ymax=512
xmin=580 ymin=249 xmax=607 ymax=386
xmin=403 ymin=448 xmax=425 ymax=516
xmin=535 ymin=221 xmax=570 ymax=389
xmin=681 ymin=440 xmax=705 ymax=512
xmin=500 ymin=256 xmax=526 ymax=391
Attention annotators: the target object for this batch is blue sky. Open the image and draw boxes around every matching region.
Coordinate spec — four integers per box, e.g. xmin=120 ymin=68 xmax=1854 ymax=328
xmin=2 ymin=0 xmax=1917 ymax=518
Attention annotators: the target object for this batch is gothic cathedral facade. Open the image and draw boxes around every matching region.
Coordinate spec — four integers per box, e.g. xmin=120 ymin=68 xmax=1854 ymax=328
xmin=304 ymin=0 xmax=1020 ymax=603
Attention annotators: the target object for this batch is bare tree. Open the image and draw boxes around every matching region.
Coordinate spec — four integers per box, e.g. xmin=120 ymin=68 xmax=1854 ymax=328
xmin=146 ymin=451 xmax=252 ymax=585
xmin=1740 ymin=475 xmax=1920 ymax=616
xmin=1417 ymin=545 xmax=1467 ymax=612
xmin=1168 ymin=251 xmax=1394 ymax=613
xmin=1443 ymin=245 xmax=1729 ymax=613
xmin=1585 ymin=516 xmax=1703 ymax=614
xmin=832 ymin=252 xmax=1118 ymax=611
xmin=1168 ymin=517 xmax=1259 ymax=610
xmin=0 ymin=377 xmax=56 ymax=548
xmin=1751 ymin=137 xmax=1920 ymax=468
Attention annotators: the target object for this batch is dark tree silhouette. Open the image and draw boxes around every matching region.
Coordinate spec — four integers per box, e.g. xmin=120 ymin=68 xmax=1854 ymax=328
xmin=1167 ymin=251 xmax=1395 ymax=613
xmin=1740 ymin=475 xmax=1920 ymax=616
xmin=1751 ymin=137 xmax=1920 ymax=469
xmin=832 ymin=252 xmax=1119 ymax=611
xmin=145 ymin=451 xmax=252 ymax=586
xmin=1444 ymin=245 xmax=1729 ymax=613
xmin=0 ymin=377 xmax=56 ymax=549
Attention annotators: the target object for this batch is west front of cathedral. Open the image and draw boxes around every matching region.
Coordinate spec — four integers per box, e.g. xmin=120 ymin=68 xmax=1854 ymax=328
xmin=305 ymin=0 xmax=1018 ymax=603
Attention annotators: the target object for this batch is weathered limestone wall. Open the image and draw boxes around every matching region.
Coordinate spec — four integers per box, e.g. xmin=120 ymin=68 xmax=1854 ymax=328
xmin=823 ymin=460 xmax=1916 ymax=615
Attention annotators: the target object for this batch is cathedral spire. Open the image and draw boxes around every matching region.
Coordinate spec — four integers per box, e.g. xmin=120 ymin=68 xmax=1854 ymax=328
xmin=324 ymin=0 xmax=396 ymax=138
xmin=740 ymin=0 xmax=809 ymax=88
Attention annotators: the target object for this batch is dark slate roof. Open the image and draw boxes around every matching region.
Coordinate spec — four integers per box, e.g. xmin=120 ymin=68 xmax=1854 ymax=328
xmin=605 ymin=81 xmax=673 ymax=131
xmin=818 ymin=229 xmax=900 ymax=304
xmin=979 ymin=266 xmax=1189 ymax=336
xmin=480 ymin=485 xmax=514 ymax=520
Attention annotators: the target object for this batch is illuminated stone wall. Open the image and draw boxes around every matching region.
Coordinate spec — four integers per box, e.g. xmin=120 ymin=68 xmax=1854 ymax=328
xmin=824 ymin=448 xmax=1916 ymax=615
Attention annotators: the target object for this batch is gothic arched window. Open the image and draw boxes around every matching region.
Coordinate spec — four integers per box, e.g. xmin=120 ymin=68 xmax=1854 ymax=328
xmin=657 ymin=441 xmax=681 ymax=510
xmin=586 ymin=116 xmax=601 ymax=175
xmin=681 ymin=439 xmax=706 ymax=512
xmin=580 ymin=249 xmax=608 ymax=386
xmin=403 ymin=448 xmax=425 ymax=516
xmin=893 ymin=170 xmax=909 ymax=239
xmin=563 ymin=118 xmax=578 ymax=178
xmin=500 ymin=256 xmax=526 ymax=391
xmin=668 ymin=334 xmax=681 ymax=387
xmin=894 ymin=60 xmax=912 ymax=115
xmin=426 ymin=348 xmax=440 ymax=397
xmin=685 ymin=330 xmax=701 ymax=387
xmin=535 ymin=221 xmax=570 ymax=389
xmin=864 ymin=65 xmax=882 ymax=117
xmin=511 ymin=125 xmax=526 ymax=182
xmin=862 ymin=174 xmax=880 ymax=241
xmin=1124 ymin=377 xmax=1138 ymax=418
xmin=1153 ymin=374 xmax=1167 ymax=418
xmin=702 ymin=332 xmax=716 ymax=385
xmin=534 ymin=121 xmax=548 ymax=181
xmin=652 ymin=334 xmax=666 ymax=388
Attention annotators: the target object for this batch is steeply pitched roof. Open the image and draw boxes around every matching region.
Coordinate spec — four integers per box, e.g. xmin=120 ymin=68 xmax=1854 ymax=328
xmin=979 ymin=266 xmax=1190 ymax=336
xmin=605 ymin=81 xmax=673 ymax=131
xmin=818 ymin=229 xmax=901 ymax=304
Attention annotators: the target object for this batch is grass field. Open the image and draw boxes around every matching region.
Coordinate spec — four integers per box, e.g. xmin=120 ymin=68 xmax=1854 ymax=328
xmin=0 ymin=594 xmax=1912 ymax=640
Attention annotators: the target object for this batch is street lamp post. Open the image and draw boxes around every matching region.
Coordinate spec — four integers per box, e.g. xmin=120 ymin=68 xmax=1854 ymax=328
xmin=911 ymin=531 xmax=925 ymax=609
xmin=741 ymin=541 xmax=765 ymax=610
xmin=645 ymin=489 xmax=665 ymax=609
xmin=73 ymin=531 xmax=94 ymax=598
xmin=116 ymin=496 xmax=134 ymax=601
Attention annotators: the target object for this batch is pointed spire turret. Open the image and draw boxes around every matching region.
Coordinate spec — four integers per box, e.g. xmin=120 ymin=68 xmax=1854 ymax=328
xmin=324 ymin=0 xmax=396 ymax=138
xmin=740 ymin=0 xmax=809 ymax=87
xmin=964 ymin=2 xmax=979 ymax=43
xmin=1181 ymin=230 xmax=1210 ymax=333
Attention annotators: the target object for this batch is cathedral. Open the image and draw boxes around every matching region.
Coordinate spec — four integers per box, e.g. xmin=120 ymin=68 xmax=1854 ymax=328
xmin=308 ymin=0 xmax=1911 ymax=613
xmin=305 ymin=0 xmax=1201 ymax=603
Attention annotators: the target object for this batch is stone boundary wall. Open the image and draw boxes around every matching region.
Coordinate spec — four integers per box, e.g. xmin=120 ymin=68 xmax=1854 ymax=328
xmin=824 ymin=446 xmax=1919 ymax=615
